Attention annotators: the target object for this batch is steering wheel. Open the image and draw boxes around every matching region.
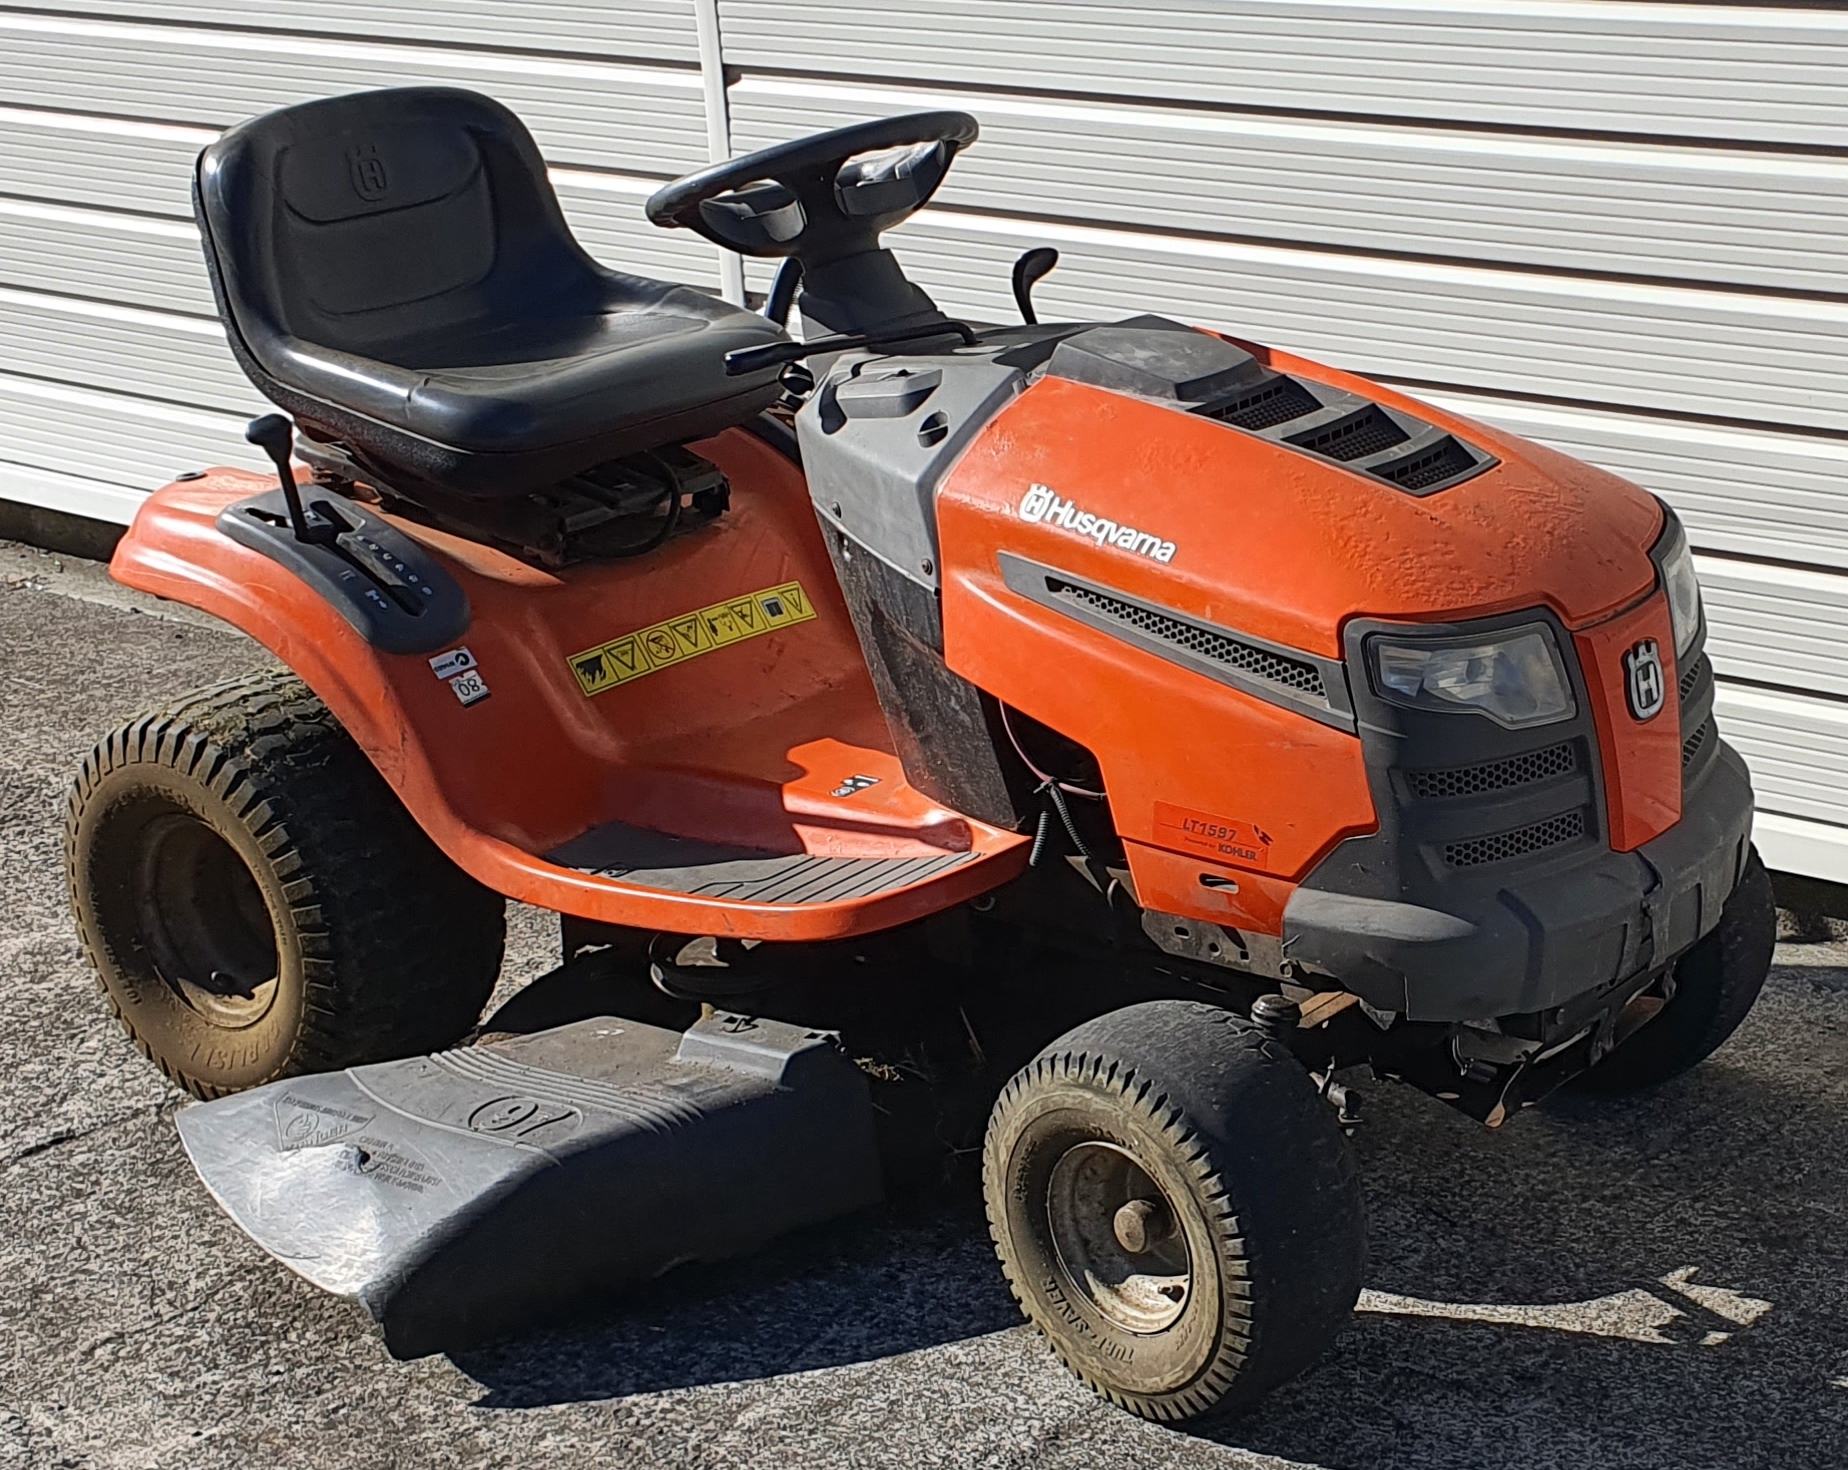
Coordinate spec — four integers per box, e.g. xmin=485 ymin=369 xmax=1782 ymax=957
xmin=645 ymin=112 xmax=978 ymax=261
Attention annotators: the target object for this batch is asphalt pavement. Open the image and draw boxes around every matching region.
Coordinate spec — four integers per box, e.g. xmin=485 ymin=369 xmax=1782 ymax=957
xmin=2 ymin=537 xmax=1845 ymax=1470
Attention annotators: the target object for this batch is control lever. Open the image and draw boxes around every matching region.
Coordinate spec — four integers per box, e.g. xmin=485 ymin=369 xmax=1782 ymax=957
xmin=725 ymin=318 xmax=978 ymax=377
xmin=1011 ymin=247 xmax=1058 ymax=325
xmin=763 ymin=258 xmax=802 ymax=328
xmin=245 ymin=414 xmax=336 ymax=546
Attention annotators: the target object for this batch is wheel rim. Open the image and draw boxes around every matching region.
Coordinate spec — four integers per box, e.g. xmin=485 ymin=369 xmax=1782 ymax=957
xmin=134 ymin=811 xmax=280 ymax=1027
xmin=1045 ymin=1139 xmax=1193 ymax=1333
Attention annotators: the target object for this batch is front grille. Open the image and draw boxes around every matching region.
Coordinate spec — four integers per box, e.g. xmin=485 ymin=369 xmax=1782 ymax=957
xmin=1682 ymin=716 xmax=1712 ymax=769
xmin=1050 ymin=580 xmax=1326 ymax=698
xmin=1443 ymin=810 xmax=1586 ymax=868
xmin=1286 ymin=404 xmax=1409 ymax=462
xmin=1373 ymin=436 xmax=1478 ymax=491
xmin=1406 ymin=742 xmax=1577 ymax=800
xmin=1206 ymin=375 xmax=1321 ymax=432
xmin=1679 ymin=654 xmax=1706 ymax=701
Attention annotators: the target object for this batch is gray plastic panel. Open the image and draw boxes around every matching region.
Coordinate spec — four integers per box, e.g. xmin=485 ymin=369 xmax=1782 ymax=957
xmin=801 ymin=346 xmax=1026 ymax=589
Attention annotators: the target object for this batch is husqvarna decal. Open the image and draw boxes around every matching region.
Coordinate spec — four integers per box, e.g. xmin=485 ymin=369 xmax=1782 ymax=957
xmin=568 ymin=581 xmax=815 ymax=696
xmin=1017 ymin=483 xmax=1177 ymax=564
xmin=1154 ymin=801 xmax=1274 ymax=869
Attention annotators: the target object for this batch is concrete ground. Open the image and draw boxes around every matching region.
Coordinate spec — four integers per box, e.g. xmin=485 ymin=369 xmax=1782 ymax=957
xmin=2 ymin=537 xmax=1845 ymax=1470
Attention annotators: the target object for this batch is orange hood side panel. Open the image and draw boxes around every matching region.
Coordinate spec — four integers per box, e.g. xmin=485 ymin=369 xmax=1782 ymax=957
xmin=936 ymin=503 xmax=1379 ymax=927
xmin=936 ymin=364 xmax=1674 ymax=927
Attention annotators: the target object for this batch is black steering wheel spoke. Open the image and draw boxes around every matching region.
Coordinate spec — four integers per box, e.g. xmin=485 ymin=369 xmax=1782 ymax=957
xmin=647 ymin=112 xmax=979 ymax=336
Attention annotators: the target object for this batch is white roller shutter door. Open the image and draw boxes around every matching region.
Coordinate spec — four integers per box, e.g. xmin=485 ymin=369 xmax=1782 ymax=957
xmin=1 ymin=0 xmax=1844 ymax=881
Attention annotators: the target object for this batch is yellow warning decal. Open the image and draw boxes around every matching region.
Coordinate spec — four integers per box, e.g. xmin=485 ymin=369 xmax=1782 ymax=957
xmin=568 ymin=580 xmax=816 ymax=696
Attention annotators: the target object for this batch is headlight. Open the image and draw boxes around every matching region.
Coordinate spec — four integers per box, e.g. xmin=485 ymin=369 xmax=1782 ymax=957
xmin=1369 ymin=624 xmax=1576 ymax=729
xmin=1653 ymin=508 xmax=1703 ymax=659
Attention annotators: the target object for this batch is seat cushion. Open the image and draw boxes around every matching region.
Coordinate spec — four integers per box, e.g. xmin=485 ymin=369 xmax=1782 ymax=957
xmin=196 ymin=87 xmax=787 ymax=498
xmin=276 ymin=275 xmax=786 ymax=457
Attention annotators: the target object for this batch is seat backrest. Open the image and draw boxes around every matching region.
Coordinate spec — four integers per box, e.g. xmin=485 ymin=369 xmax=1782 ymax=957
xmin=195 ymin=87 xmax=604 ymax=364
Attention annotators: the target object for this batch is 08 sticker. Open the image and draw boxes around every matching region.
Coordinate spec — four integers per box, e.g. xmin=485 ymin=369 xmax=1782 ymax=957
xmin=429 ymin=646 xmax=490 ymax=706
xmin=568 ymin=581 xmax=816 ymax=697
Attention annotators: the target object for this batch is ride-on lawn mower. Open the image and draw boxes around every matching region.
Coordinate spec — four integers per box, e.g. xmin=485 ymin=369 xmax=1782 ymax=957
xmin=66 ymin=87 xmax=1776 ymax=1421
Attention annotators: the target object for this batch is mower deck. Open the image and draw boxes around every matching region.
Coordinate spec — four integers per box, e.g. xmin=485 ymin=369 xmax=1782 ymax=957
xmin=176 ymin=1012 xmax=883 ymax=1358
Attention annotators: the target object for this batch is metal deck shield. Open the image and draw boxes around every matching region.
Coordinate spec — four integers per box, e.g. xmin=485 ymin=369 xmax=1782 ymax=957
xmin=175 ymin=1014 xmax=882 ymax=1357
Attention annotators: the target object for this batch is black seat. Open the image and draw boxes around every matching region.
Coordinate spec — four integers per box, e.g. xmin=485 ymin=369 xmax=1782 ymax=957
xmin=194 ymin=87 xmax=786 ymax=499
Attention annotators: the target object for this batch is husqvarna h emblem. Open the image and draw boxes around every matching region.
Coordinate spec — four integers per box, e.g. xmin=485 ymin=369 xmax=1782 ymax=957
xmin=1624 ymin=638 xmax=1666 ymax=722
xmin=348 ymin=142 xmax=390 ymax=201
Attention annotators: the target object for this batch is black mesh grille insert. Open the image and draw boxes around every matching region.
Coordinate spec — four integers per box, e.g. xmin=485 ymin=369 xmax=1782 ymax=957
xmin=1287 ymin=404 xmax=1409 ymax=462
xmin=1406 ymin=742 xmax=1577 ymax=800
xmin=1373 ymin=436 xmax=1477 ymax=491
xmin=1207 ymin=375 xmax=1321 ymax=432
xmin=1679 ymin=654 xmax=1707 ymax=701
xmin=1443 ymin=810 xmax=1586 ymax=868
xmin=1050 ymin=580 xmax=1326 ymax=698
xmin=1682 ymin=716 xmax=1713 ymax=769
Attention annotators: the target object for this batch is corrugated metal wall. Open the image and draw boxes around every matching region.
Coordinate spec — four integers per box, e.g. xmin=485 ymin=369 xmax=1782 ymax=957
xmin=2 ymin=0 xmax=1845 ymax=881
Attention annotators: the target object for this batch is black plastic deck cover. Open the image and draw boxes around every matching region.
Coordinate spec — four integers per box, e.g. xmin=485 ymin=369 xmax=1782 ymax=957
xmin=175 ymin=1013 xmax=882 ymax=1358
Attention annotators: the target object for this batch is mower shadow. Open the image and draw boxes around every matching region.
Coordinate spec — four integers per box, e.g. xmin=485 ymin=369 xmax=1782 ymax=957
xmin=452 ymin=1187 xmax=1018 ymax=1408
xmin=456 ymin=965 xmax=1848 ymax=1469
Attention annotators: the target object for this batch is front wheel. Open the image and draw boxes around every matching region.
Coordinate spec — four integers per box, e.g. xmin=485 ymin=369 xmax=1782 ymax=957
xmin=983 ymin=1000 xmax=1364 ymax=1422
xmin=66 ymin=670 xmax=506 ymax=1098
xmin=1577 ymin=846 xmax=1777 ymax=1094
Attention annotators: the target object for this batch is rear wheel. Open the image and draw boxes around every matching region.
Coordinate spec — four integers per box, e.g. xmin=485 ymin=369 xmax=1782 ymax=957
xmin=983 ymin=1000 xmax=1364 ymax=1421
xmin=66 ymin=669 xmax=505 ymax=1098
xmin=1577 ymin=846 xmax=1776 ymax=1093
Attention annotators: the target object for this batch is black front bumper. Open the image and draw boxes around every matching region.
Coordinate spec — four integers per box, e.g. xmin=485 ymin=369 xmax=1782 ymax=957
xmin=1283 ymin=737 xmax=1753 ymax=1025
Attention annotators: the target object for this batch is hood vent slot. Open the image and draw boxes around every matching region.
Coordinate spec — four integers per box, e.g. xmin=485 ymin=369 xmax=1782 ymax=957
xmin=1046 ymin=315 xmax=1496 ymax=496
xmin=1206 ymin=376 xmax=1321 ymax=432
xmin=1371 ymin=435 xmax=1479 ymax=492
xmin=1048 ymin=578 xmax=1327 ymax=699
xmin=1285 ymin=404 xmax=1410 ymax=462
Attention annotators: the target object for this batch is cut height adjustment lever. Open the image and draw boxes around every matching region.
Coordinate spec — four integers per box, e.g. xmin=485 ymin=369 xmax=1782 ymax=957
xmin=219 ymin=416 xmax=472 ymax=653
xmin=244 ymin=414 xmax=426 ymax=615
xmin=246 ymin=414 xmax=336 ymax=546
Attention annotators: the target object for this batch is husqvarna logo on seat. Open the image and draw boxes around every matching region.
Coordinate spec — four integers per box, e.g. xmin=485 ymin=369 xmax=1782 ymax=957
xmin=348 ymin=142 xmax=390 ymax=201
xmin=1018 ymin=483 xmax=1177 ymax=564
xmin=1624 ymin=638 xmax=1666 ymax=722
